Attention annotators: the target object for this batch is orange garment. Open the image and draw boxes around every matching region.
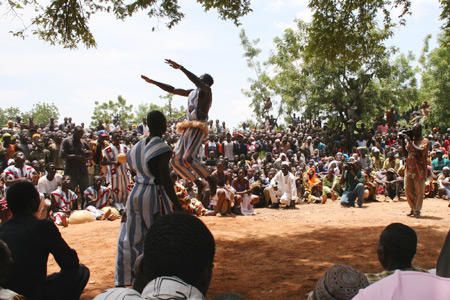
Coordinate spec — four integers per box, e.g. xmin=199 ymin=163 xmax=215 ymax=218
xmin=305 ymin=167 xmax=321 ymax=189
xmin=405 ymin=138 xmax=429 ymax=180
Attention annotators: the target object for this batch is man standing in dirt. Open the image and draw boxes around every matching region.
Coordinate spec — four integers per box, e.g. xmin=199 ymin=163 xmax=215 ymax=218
xmin=403 ymin=123 xmax=428 ymax=218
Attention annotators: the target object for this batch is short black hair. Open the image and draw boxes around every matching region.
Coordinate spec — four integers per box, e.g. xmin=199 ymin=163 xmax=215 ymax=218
xmin=146 ymin=110 xmax=167 ymax=136
xmin=201 ymin=74 xmax=214 ymax=86
xmin=142 ymin=213 xmax=215 ymax=294
xmin=379 ymin=223 xmax=417 ymax=266
xmin=6 ymin=181 xmax=40 ymax=216
xmin=0 ymin=240 xmax=13 ymax=285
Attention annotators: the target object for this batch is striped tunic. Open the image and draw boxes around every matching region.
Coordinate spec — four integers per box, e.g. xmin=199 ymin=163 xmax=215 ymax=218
xmin=102 ymin=144 xmax=130 ymax=206
xmin=115 ymin=136 xmax=173 ymax=287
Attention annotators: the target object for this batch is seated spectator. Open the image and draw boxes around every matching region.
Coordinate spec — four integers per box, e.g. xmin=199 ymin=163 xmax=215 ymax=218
xmin=354 ymin=271 xmax=450 ymax=299
xmin=340 ymin=158 xmax=365 ymax=208
xmin=94 ymin=213 xmax=215 ymax=300
xmin=50 ymin=175 xmax=78 ymax=227
xmin=36 ymin=163 xmax=62 ymax=198
xmin=304 ymin=167 xmax=322 ymax=203
xmin=0 ymin=240 xmax=24 ymax=300
xmin=366 ymin=223 xmax=425 ymax=284
xmin=321 ymin=169 xmax=338 ymax=204
xmin=377 ymin=168 xmax=403 ymax=202
xmin=267 ymin=162 xmax=298 ymax=209
xmin=432 ymin=150 xmax=449 ymax=173
xmin=84 ymin=176 xmax=119 ymax=221
xmin=231 ymin=168 xmax=258 ymax=215
xmin=436 ymin=231 xmax=450 ymax=278
xmin=0 ymin=181 xmax=89 ymax=300
xmin=437 ymin=167 xmax=450 ymax=203
xmin=307 ymin=265 xmax=369 ymax=300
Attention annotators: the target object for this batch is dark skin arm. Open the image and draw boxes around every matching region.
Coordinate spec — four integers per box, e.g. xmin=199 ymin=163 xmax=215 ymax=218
xmin=148 ymin=151 xmax=183 ymax=212
xmin=165 ymin=59 xmax=208 ymax=89
xmin=141 ymin=75 xmax=192 ymax=97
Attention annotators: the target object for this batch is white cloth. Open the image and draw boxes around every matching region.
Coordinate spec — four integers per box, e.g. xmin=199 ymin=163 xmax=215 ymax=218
xmin=94 ymin=276 xmax=205 ymax=300
xmin=187 ymin=89 xmax=200 ymax=121
xmin=223 ymin=141 xmax=234 ymax=160
xmin=353 ymin=270 xmax=450 ymax=300
xmin=269 ymin=171 xmax=298 ymax=203
xmin=37 ymin=174 xmax=62 ymax=195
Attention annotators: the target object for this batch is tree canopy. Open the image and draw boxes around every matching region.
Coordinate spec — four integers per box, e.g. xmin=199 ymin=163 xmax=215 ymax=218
xmin=0 ymin=102 xmax=59 ymax=127
xmin=4 ymin=0 xmax=252 ymax=48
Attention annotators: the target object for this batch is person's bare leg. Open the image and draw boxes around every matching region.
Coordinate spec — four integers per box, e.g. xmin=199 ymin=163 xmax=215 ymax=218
xmin=321 ymin=195 xmax=327 ymax=204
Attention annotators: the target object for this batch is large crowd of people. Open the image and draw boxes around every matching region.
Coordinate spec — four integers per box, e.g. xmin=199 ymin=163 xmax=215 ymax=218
xmin=0 ymin=97 xmax=449 ymax=299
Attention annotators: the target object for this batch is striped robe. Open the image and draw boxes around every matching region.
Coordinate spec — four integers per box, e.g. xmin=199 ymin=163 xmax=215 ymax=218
xmin=115 ymin=136 xmax=173 ymax=286
xmin=102 ymin=144 xmax=130 ymax=207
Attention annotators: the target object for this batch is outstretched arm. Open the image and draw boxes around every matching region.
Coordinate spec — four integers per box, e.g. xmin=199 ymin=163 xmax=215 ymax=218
xmin=141 ymin=75 xmax=191 ymax=97
xmin=165 ymin=59 xmax=208 ymax=89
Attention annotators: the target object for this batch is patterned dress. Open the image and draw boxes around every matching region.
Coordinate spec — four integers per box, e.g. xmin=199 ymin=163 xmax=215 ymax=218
xmin=102 ymin=144 xmax=130 ymax=210
xmin=51 ymin=187 xmax=78 ymax=225
xmin=115 ymin=136 xmax=173 ymax=286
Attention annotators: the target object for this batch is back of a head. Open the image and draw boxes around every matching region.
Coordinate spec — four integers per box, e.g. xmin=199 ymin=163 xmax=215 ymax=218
xmin=146 ymin=110 xmax=167 ymax=136
xmin=6 ymin=181 xmax=40 ymax=216
xmin=142 ymin=213 xmax=215 ymax=294
xmin=379 ymin=223 xmax=417 ymax=269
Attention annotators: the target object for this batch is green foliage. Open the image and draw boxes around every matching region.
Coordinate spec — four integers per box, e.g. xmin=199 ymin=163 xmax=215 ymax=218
xmin=0 ymin=102 xmax=59 ymax=127
xmin=29 ymin=102 xmax=60 ymax=125
xmin=91 ymin=95 xmax=135 ymax=128
xmin=135 ymin=93 xmax=185 ymax=123
xmin=0 ymin=107 xmax=21 ymax=127
xmin=420 ymin=31 xmax=450 ymax=129
xmin=239 ymin=29 xmax=273 ymax=120
xmin=4 ymin=0 xmax=252 ymax=48
xmin=307 ymin=0 xmax=410 ymax=71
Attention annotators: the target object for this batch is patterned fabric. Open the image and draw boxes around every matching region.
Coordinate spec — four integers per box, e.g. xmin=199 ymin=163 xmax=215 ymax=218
xmin=51 ymin=187 xmax=78 ymax=212
xmin=171 ymin=127 xmax=209 ymax=182
xmin=2 ymin=165 xmax=36 ymax=182
xmin=102 ymin=144 xmax=130 ymax=206
xmin=115 ymin=137 xmax=174 ymax=287
xmin=84 ymin=186 xmax=111 ymax=209
xmin=94 ymin=276 xmax=205 ymax=300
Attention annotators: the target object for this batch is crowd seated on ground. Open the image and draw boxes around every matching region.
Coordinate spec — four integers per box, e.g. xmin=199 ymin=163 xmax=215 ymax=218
xmin=0 ymin=105 xmax=449 ymax=299
xmin=1 ymin=103 xmax=449 ymax=224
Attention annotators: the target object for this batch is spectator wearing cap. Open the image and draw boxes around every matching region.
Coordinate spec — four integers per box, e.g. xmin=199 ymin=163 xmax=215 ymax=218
xmin=307 ymin=265 xmax=369 ymax=300
xmin=340 ymin=158 xmax=365 ymax=207
xmin=431 ymin=150 xmax=449 ymax=172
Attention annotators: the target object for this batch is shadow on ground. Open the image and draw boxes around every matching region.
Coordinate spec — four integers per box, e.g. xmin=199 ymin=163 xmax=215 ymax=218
xmin=207 ymin=226 xmax=446 ymax=300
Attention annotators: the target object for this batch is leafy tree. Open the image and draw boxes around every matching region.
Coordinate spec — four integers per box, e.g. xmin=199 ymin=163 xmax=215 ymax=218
xmin=134 ymin=94 xmax=185 ymax=123
xmin=4 ymin=0 xmax=252 ymax=48
xmin=28 ymin=102 xmax=60 ymax=126
xmin=91 ymin=95 xmax=135 ymax=128
xmin=419 ymin=31 xmax=450 ymax=129
xmin=239 ymin=29 xmax=275 ymax=121
xmin=0 ymin=107 xmax=21 ymax=127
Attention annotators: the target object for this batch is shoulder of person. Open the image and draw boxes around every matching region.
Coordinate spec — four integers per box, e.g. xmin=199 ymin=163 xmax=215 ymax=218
xmin=93 ymin=287 xmax=142 ymax=300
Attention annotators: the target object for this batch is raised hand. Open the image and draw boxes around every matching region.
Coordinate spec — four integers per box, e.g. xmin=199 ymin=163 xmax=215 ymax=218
xmin=165 ymin=59 xmax=182 ymax=69
xmin=141 ymin=75 xmax=154 ymax=84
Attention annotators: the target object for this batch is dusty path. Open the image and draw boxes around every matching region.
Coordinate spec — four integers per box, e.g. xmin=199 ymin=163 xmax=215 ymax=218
xmin=49 ymin=198 xmax=450 ymax=299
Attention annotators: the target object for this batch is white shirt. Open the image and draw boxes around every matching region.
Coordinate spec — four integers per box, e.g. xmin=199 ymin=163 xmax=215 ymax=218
xmin=37 ymin=173 xmax=62 ymax=195
xmin=271 ymin=170 xmax=298 ymax=201
xmin=223 ymin=141 xmax=234 ymax=160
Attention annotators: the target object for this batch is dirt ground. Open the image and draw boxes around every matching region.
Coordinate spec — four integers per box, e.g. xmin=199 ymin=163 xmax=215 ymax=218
xmin=49 ymin=198 xmax=450 ymax=300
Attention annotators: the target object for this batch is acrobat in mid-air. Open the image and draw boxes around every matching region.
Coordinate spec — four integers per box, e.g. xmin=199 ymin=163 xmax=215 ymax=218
xmin=141 ymin=59 xmax=214 ymax=184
